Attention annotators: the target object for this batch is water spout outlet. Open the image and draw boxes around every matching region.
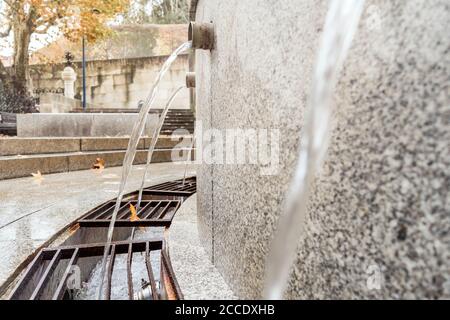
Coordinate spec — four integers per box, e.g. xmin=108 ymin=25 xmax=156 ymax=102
xmin=186 ymin=72 xmax=196 ymax=88
xmin=188 ymin=22 xmax=215 ymax=50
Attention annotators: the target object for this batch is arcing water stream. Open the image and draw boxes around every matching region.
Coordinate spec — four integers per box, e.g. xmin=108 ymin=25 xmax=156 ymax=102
xmin=263 ymin=0 xmax=366 ymax=299
xmin=136 ymin=86 xmax=186 ymax=210
xmin=182 ymin=134 xmax=195 ymax=186
xmin=96 ymin=41 xmax=192 ymax=300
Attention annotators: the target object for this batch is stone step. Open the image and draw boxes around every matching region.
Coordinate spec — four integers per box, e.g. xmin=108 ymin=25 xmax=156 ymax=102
xmin=0 ymin=148 xmax=195 ymax=180
xmin=164 ymin=116 xmax=195 ymax=120
xmin=162 ymin=124 xmax=194 ymax=128
xmin=0 ymin=136 xmax=192 ymax=156
xmin=163 ymin=115 xmax=195 ymax=119
xmin=163 ymin=118 xmax=194 ymax=121
xmin=162 ymin=125 xmax=195 ymax=129
xmin=161 ymin=130 xmax=194 ymax=135
xmin=162 ymin=124 xmax=194 ymax=130
xmin=71 ymin=108 xmax=194 ymax=114
xmin=0 ymin=123 xmax=17 ymax=136
xmin=162 ymin=121 xmax=194 ymax=124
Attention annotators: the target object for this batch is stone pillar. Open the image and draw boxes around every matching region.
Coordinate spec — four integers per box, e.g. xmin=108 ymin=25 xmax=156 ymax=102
xmin=61 ymin=66 xmax=76 ymax=99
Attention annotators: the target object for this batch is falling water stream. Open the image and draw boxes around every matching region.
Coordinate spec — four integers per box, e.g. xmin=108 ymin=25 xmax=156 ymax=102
xmin=263 ymin=0 xmax=366 ymax=299
xmin=136 ymin=86 xmax=186 ymax=210
xmin=96 ymin=41 xmax=192 ymax=300
xmin=182 ymin=134 xmax=195 ymax=186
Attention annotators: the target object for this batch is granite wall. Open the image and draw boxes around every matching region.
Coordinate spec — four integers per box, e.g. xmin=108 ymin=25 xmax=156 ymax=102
xmin=29 ymin=54 xmax=189 ymax=110
xmin=194 ymin=0 xmax=449 ymax=299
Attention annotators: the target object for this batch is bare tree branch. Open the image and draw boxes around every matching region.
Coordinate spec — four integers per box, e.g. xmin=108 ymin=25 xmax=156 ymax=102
xmin=3 ymin=0 xmax=13 ymax=8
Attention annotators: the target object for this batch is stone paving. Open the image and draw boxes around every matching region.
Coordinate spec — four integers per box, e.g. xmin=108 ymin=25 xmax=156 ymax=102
xmin=168 ymin=194 xmax=236 ymax=299
xmin=0 ymin=162 xmax=196 ymax=294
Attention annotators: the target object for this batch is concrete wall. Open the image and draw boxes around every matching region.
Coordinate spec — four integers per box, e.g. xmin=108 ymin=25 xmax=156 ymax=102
xmin=38 ymin=93 xmax=99 ymax=113
xmin=195 ymin=0 xmax=449 ymax=299
xmin=29 ymin=54 xmax=189 ymax=110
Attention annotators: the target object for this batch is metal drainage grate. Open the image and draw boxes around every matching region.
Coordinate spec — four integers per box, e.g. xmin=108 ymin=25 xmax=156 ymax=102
xmin=78 ymin=200 xmax=181 ymax=227
xmin=142 ymin=177 xmax=196 ymax=196
xmin=9 ymin=239 xmax=182 ymax=300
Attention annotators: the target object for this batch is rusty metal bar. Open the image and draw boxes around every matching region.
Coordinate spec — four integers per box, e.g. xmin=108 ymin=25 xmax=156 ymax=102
xmin=9 ymin=251 xmax=45 ymax=299
xmin=127 ymin=242 xmax=134 ymax=300
xmin=163 ymin=202 xmax=181 ymax=221
xmin=78 ymin=219 xmax=171 ymax=228
xmin=145 ymin=242 xmax=159 ymax=300
xmin=77 ymin=200 xmax=182 ymax=227
xmin=141 ymin=201 xmax=162 ymax=219
xmin=81 ymin=201 xmax=114 ymax=220
xmin=92 ymin=202 xmax=119 ymax=220
xmin=47 ymin=239 xmax=162 ymax=257
xmin=30 ymin=249 xmax=62 ymax=300
xmin=143 ymin=178 xmax=196 ymax=193
xmin=161 ymin=250 xmax=183 ymax=300
xmin=105 ymin=244 xmax=116 ymax=300
xmin=142 ymin=190 xmax=194 ymax=197
xmin=113 ymin=201 xmax=133 ymax=220
xmin=157 ymin=201 xmax=172 ymax=219
xmin=137 ymin=201 xmax=153 ymax=216
xmin=52 ymin=248 xmax=79 ymax=300
xmin=152 ymin=180 xmax=178 ymax=188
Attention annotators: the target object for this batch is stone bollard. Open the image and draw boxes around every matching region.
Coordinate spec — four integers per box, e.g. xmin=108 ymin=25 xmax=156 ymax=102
xmin=61 ymin=66 xmax=77 ymax=99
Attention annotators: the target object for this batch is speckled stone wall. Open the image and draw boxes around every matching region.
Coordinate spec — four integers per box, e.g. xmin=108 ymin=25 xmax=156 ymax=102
xmin=194 ymin=0 xmax=449 ymax=299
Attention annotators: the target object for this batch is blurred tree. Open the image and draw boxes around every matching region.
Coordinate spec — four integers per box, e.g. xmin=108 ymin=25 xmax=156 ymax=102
xmin=152 ymin=0 xmax=189 ymax=23
xmin=125 ymin=0 xmax=189 ymax=24
xmin=0 ymin=0 xmax=130 ymax=94
xmin=0 ymin=59 xmax=12 ymax=92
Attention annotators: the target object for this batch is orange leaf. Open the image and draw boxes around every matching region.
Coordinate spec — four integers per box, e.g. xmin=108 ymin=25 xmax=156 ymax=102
xmin=31 ymin=170 xmax=43 ymax=179
xmin=92 ymin=158 xmax=105 ymax=170
xmin=31 ymin=170 xmax=44 ymax=185
xmin=130 ymin=204 xmax=145 ymax=231
xmin=130 ymin=204 xmax=140 ymax=222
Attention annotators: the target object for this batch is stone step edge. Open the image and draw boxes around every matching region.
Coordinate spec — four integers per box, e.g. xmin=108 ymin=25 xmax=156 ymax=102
xmin=0 ymin=136 xmax=193 ymax=156
xmin=0 ymin=148 xmax=195 ymax=180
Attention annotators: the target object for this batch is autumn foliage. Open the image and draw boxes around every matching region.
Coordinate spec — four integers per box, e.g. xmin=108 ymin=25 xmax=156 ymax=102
xmin=0 ymin=0 xmax=130 ymax=93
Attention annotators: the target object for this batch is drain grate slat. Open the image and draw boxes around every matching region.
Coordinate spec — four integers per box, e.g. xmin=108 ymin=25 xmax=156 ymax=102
xmin=157 ymin=201 xmax=172 ymax=219
xmin=30 ymin=249 xmax=62 ymax=300
xmin=142 ymin=177 xmax=196 ymax=196
xmin=9 ymin=239 xmax=180 ymax=300
xmin=145 ymin=242 xmax=159 ymax=300
xmin=78 ymin=200 xmax=181 ymax=228
xmin=52 ymin=248 xmax=79 ymax=300
xmin=116 ymin=201 xmax=133 ymax=220
xmin=105 ymin=245 xmax=116 ymax=300
xmin=10 ymin=251 xmax=45 ymax=300
xmin=83 ymin=201 xmax=112 ymax=220
xmin=127 ymin=242 xmax=133 ymax=300
xmin=142 ymin=201 xmax=162 ymax=219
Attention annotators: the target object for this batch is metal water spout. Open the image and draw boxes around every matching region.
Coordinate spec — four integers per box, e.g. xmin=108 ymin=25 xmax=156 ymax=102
xmin=189 ymin=22 xmax=215 ymax=50
xmin=186 ymin=72 xmax=196 ymax=88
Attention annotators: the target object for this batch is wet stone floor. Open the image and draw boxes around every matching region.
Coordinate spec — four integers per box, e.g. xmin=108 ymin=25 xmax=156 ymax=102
xmin=0 ymin=162 xmax=195 ymax=293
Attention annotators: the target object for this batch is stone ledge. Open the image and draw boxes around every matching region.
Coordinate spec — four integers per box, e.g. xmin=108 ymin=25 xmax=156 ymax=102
xmin=16 ymin=113 xmax=160 ymax=137
xmin=0 ymin=136 xmax=190 ymax=156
